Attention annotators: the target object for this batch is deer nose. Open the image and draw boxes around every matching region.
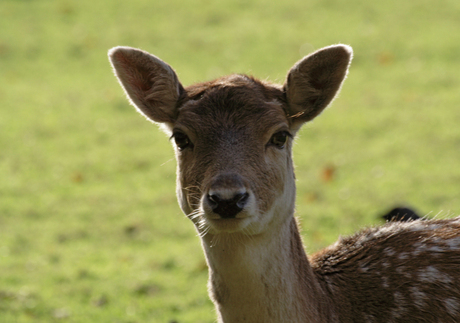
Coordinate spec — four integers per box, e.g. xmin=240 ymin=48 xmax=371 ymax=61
xmin=206 ymin=191 xmax=249 ymax=219
xmin=205 ymin=173 xmax=250 ymax=219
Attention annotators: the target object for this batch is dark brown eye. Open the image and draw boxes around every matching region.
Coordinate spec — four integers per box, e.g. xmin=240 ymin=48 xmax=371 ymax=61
xmin=172 ymin=132 xmax=192 ymax=151
xmin=269 ymin=131 xmax=290 ymax=149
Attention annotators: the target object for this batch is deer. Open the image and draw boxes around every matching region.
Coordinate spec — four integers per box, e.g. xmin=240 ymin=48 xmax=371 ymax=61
xmin=108 ymin=44 xmax=460 ymax=323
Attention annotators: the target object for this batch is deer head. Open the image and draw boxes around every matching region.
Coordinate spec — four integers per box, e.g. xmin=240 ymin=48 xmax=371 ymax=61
xmin=108 ymin=45 xmax=352 ymax=237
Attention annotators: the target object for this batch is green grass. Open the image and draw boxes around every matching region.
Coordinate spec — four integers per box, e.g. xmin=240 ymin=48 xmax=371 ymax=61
xmin=1 ymin=0 xmax=460 ymax=322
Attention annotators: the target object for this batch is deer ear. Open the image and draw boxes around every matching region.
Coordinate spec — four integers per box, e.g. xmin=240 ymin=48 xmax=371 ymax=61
xmin=108 ymin=46 xmax=184 ymax=124
xmin=284 ymin=45 xmax=352 ymax=126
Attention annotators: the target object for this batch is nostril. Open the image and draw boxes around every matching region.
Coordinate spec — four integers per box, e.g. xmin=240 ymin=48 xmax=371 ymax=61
xmin=235 ymin=192 xmax=249 ymax=209
xmin=207 ymin=194 xmax=221 ymax=209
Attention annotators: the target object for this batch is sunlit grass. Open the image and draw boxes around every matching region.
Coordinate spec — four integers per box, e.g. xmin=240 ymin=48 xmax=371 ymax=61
xmin=1 ymin=0 xmax=460 ymax=321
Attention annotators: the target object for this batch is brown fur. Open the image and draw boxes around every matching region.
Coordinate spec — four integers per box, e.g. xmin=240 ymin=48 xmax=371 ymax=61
xmin=175 ymin=76 xmax=290 ymax=217
xmin=109 ymin=45 xmax=460 ymax=323
xmin=312 ymin=219 xmax=460 ymax=322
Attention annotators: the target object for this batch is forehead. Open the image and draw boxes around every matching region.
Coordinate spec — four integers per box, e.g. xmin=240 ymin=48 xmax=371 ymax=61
xmin=175 ymin=75 xmax=288 ymax=134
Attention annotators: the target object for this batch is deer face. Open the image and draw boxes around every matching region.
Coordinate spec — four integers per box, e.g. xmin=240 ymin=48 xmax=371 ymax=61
xmin=171 ymin=77 xmax=296 ymax=234
xmin=109 ymin=45 xmax=352 ymax=235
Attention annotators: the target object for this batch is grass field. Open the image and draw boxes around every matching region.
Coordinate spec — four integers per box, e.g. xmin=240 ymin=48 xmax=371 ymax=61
xmin=1 ymin=0 xmax=460 ymax=322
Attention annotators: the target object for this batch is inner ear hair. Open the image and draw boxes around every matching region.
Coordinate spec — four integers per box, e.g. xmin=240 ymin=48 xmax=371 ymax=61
xmin=284 ymin=44 xmax=353 ymax=125
xmin=108 ymin=46 xmax=184 ymax=124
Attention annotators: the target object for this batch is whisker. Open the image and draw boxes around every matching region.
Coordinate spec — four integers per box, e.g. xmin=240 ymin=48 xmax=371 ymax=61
xmin=160 ymin=158 xmax=174 ymax=167
xmin=189 ymin=212 xmax=202 ymax=221
xmin=183 ymin=185 xmax=201 ymax=192
xmin=187 ymin=209 xmax=199 ymax=218
xmin=242 ymin=227 xmax=254 ymax=245
xmin=210 ymin=234 xmax=220 ymax=247
xmin=199 ymin=224 xmax=211 ymax=238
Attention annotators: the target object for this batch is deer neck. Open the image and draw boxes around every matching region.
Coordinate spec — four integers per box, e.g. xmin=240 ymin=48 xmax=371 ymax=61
xmin=201 ymin=215 xmax=333 ymax=323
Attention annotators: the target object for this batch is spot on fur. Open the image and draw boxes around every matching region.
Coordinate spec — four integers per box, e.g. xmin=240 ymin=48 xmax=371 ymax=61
xmin=418 ymin=266 xmax=452 ymax=284
xmin=409 ymin=286 xmax=427 ymax=310
xmin=384 ymin=247 xmax=396 ymax=257
xmin=444 ymin=298 xmax=460 ymax=317
xmin=391 ymin=291 xmax=406 ymax=319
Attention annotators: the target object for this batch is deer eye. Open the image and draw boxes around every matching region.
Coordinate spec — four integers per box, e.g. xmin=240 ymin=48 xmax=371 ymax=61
xmin=172 ymin=132 xmax=193 ymax=151
xmin=269 ymin=131 xmax=290 ymax=149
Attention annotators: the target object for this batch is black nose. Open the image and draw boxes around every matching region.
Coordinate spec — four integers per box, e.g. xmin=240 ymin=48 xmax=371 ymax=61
xmin=207 ymin=192 xmax=249 ymax=218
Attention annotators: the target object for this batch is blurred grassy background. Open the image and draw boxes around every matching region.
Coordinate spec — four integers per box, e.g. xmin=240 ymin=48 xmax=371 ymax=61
xmin=1 ymin=0 xmax=459 ymax=322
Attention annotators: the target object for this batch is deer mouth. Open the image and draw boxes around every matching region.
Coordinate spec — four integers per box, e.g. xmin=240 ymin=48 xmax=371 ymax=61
xmin=201 ymin=205 xmax=255 ymax=233
xmin=205 ymin=217 xmax=252 ymax=234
